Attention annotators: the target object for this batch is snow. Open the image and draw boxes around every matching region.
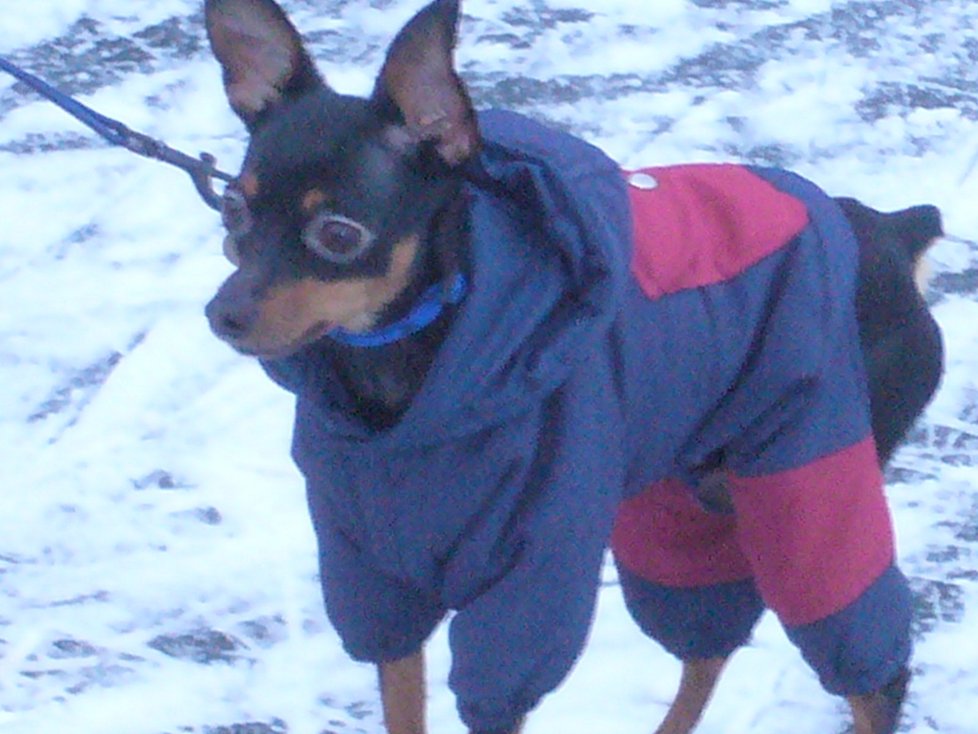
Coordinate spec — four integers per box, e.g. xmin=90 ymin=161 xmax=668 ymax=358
xmin=2 ymin=1 xmax=978 ymax=733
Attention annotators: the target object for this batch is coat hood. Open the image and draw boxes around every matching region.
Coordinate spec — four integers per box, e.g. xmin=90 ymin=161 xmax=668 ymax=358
xmin=265 ymin=109 xmax=632 ymax=447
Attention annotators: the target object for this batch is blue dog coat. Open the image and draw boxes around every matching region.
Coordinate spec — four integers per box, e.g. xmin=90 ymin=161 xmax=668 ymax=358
xmin=262 ymin=110 xmax=909 ymax=731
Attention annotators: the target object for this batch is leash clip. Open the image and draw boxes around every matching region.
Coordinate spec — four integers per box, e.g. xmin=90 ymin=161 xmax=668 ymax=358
xmin=1 ymin=55 xmax=232 ymax=212
xmin=117 ymin=127 xmax=232 ymax=212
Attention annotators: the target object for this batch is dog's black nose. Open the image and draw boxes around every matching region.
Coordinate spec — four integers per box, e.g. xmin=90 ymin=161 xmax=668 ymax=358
xmin=205 ymin=296 xmax=257 ymax=341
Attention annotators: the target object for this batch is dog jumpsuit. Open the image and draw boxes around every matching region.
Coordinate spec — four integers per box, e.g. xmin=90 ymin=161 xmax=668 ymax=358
xmin=261 ymin=110 xmax=911 ymax=731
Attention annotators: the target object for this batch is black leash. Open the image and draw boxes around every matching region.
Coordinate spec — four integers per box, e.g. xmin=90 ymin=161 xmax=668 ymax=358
xmin=0 ymin=56 xmax=232 ymax=211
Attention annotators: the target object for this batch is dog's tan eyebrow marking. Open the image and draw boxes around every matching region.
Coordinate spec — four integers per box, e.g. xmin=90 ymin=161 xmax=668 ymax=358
xmin=239 ymin=172 xmax=260 ymax=198
xmin=301 ymin=188 xmax=328 ymax=214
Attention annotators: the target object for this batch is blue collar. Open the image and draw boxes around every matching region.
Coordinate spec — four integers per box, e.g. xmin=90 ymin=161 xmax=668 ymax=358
xmin=327 ymin=273 xmax=467 ymax=348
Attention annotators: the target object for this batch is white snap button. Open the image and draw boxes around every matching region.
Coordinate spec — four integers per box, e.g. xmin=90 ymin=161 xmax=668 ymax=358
xmin=628 ymin=172 xmax=658 ymax=190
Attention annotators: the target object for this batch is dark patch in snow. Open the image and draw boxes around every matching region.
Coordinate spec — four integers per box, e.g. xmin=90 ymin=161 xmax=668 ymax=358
xmin=48 ymin=591 xmax=111 ymax=608
xmin=29 ymin=351 xmax=123 ymax=423
xmin=731 ymin=142 xmax=800 ymax=168
xmin=235 ymin=615 xmax=288 ymax=649
xmin=3 ymin=17 xmax=153 ymax=101
xmin=21 ymin=642 xmax=140 ymax=697
xmin=163 ymin=721 xmax=288 ymax=734
xmin=932 ymin=267 xmax=978 ymax=297
xmin=0 ymin=12 xmax=211 ymax=120
xmin=49 ymin=638 xmax=99 ymax=659
xmin=148 ymin=628 xmax=246 ymax=664
xmin=691 ymin=0 xmax=788 ymax=7
xmin=500 ymin=5 xmax=594 ymax=31
xmin=168 ymin=718 xmax=365 ymax=734
xmin=885 ymin=464 xmax=936 ymax=484
xmin=301 ymin=30 xmax=381 ymax=65
xmin=0 ymin=132 xmax=101 ymax=154
xmin=133 ymin=15 xmax=205 ymax=58
xmin=28 ymin=331 xmax=147 ymax=440
xmin=466 ymin=72 xmax=665 ymax=110
xmin=133 ymin=469 xmax=184 ymax=491
xmin=202 ymin=722 xmax=287 ymax=734
xmin=931 ymin=425 xmax=978 ymax=455
xmin=319 ymin=697 xmax=374 ymax=722
xmin=165 ymin=506 xmax=224 ymax=527
xmin=947 ymin=496 xmax=978 ymax=542
xmin=910 ymin=577 xmax=966 ymax=636
xmin=949 ymin=568 xmax=978 ymax=581
xmin=857 ymin=82 xmax=978 ymax=123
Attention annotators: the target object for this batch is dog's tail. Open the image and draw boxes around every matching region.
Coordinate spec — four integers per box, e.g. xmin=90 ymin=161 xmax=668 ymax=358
xmin=881 ymin=203 xmax=942 ymax=257
xmin=835 ymin=198 xmax=943 ymax=296
xmin=882 ymin=204 xmax=943 ymax=294
xmin=836 ymin=196 xmax=945 ymax=465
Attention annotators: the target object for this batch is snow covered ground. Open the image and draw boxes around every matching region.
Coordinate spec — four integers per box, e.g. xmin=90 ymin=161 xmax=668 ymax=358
xmin=1 ymin=1 xmax=977 ymax=732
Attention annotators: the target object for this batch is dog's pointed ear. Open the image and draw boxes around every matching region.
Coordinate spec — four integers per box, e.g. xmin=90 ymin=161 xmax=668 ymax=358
xmin=373 ymin=0 xmax=479 ymax=166
xmin=205 ymin=0 xmax=325 ymax=130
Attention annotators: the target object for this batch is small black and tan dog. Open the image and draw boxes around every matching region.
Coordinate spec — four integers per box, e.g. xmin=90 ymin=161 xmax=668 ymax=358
xmin=202 ymin=1 xmax=943 ymax=733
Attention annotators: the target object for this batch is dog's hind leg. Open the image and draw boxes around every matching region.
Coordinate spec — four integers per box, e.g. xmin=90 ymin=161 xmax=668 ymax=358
xmin=848 ymin=666 xmax=911 ymax=734
xmin=834 ymin=199 xmax=942 ymax=732
xmin=653 ymin=657 xmax=727 ymax=734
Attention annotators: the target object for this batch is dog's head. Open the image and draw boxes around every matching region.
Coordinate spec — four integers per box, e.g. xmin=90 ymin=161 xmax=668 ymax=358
xmin=204 ymin=0 xmax=478 ymax=358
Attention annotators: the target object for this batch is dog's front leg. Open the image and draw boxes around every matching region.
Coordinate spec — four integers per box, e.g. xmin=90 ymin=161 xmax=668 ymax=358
xmin=654 ymin=657 xmax=727 ymax=734
xmin=379 ymin=651 xmax=426 ymax=734
xmin=379 ymin=651 xmax=526 ymax=734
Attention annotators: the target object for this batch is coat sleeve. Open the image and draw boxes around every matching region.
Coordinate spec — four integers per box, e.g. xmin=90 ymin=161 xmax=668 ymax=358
xmin=718 ymin=168 xmax=913 ymax=694
xmin=445 ymin=352 xmax=626 ymax=732
xmin=308 ymin=498 xmax=446 ymax=664
xmin=447 ymin=511 xmax=609 ymax=732
xmin=728 ymin=433 xmax=912 ymax=695
xmin=785 ymin=564 xmax=912 ymax=695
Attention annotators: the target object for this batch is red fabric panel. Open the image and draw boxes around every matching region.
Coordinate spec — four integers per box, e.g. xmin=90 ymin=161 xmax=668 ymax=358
xmin=729 ymin=436 xmax=894 ymax=626
xmin=612 ymin=438 xmax=892 ymax=627
xmin=611 ymin=478 xmax=753 ymax=587
xmin=625 ymin=164 xmax=810 ymax=298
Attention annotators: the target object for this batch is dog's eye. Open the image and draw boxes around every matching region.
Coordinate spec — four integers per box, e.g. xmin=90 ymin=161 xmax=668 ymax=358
xmin=221 ymin=188 xmax=252 ymax=236
xmin=302 ymin=214 xmax=373 ymax=264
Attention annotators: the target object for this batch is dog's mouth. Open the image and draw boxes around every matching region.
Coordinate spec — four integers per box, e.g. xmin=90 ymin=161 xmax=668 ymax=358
xmin=231 ymin=320 xmax=335 ymax=359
